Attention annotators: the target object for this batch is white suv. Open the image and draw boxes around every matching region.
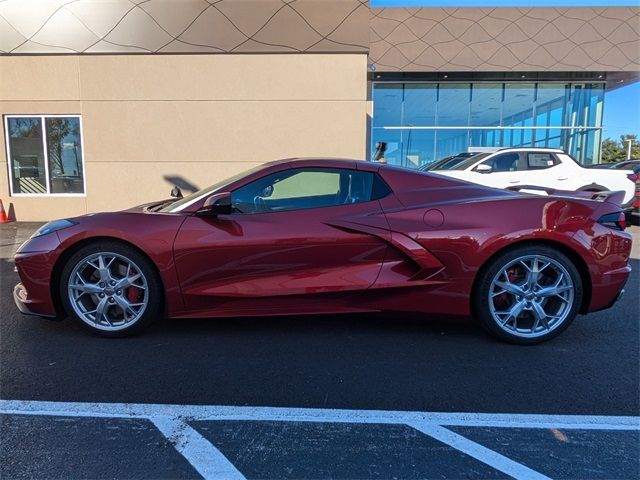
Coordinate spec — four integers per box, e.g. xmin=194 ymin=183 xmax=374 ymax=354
xmin=429 ymin=148 xmax=636 ymax=207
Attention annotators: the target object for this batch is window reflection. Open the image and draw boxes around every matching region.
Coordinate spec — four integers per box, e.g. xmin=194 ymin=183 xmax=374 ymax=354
xmin=470 ymin=84 xmax=502 ymax=127
xmin=370 ymin=127 xmax=403 ymax=165
xmin=372 ymin=84 xmax=402 ymax=128
xmin=45 ymin=117 xmax=84 ymax=194
xmin=371 ymin=81 xmax=604 ymax=167
xmin=6 ymin=116 xmax=85 ymax=195
xmin=437 ymin=84 xmax=470 ymax=126
xmin=536 ymin=84 xmax=567 ymax=129
xmin=435 ymin=129 xmax=469 ymax=161
xmin=404 ymin=129 xmax=435 ymax=167
xmin=7 ymin=118 xmax=47 ymax=194
xmin=503 ymin=83 xmax=535 ymax=128
xmin=404 ymin=84 xmax=437 ymax=127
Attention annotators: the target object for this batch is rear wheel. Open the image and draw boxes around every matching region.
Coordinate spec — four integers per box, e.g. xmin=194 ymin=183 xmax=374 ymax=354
xmin=473 ymin=245 xmax=582 ymax=344
xmin=60 ymin=241 xmax=162 ymax=337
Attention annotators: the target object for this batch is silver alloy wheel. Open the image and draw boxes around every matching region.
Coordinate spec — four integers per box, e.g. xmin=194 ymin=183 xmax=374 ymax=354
xmin=488 ymin=254 xmax=574 ymax=338
xmin=67 ymin=252 xmax=149 ymax=331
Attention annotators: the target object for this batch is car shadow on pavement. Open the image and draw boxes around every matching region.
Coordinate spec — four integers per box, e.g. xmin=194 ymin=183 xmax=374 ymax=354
xmin=2 ymin=254 xmax=638 ymax=343
xmin=2 ymin=253 xmax=638 ymax=415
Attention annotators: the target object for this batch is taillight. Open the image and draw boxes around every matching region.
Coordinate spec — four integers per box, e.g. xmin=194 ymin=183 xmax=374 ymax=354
xmin=627 ymin=173 xmax=639 ymax=183
xmin=598 ymin=212 xmax=627 ymax=230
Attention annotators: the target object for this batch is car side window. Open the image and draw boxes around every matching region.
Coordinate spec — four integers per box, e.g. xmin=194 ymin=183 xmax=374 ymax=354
xmin=477 ymin=153 xmax=520 ymax=173
xmin=526 ymin=153 xmax=558 ymax=170
xmin=231 ymin=168 xmax=386 ymax=214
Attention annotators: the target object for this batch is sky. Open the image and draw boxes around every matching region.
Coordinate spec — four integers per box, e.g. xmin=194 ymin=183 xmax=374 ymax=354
xmin=602 ymin=83 xmax=640 ymax=141
xmin=371 ymin=1 xmax=640 ymax=6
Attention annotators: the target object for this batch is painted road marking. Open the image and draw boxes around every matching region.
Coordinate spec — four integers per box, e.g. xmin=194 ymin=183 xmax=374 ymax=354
xmin=1 ymin=400 xmax=638 ymax=429
xmin=151 ymin=416 xmax=246 ymax=480
xmin=410 ymin=423 xmax=552 ymax=480
xmin=2 ymin=400 xmax=639 ymax=480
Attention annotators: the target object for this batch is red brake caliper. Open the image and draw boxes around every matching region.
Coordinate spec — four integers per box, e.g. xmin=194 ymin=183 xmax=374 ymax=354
xmin=496 ymin=267 xmax=518 ymax=307
xmin=126 ymin=286 xmax=143 ymax=303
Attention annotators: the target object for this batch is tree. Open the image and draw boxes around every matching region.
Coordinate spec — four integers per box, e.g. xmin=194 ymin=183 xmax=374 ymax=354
xmin=8 ymin=118 xmax=40 ymax=138
xmin=620 ymin=134 xmax=640 ymax=159
xmin=45 ymin=118 xmax=78 ymax=175
xmin=600 ymin=134 xmax=640 ymax=163
xmin=601 ymin=138 xmax=625 ymax=163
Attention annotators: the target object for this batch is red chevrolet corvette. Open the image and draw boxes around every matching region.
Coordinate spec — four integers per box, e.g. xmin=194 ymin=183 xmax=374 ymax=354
xmin=14 ymin=158 xmax=632 ymax=343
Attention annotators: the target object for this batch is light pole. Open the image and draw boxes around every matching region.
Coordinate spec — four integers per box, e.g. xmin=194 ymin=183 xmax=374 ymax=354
xmin=624 ymin=138 xmax=633 ymax=160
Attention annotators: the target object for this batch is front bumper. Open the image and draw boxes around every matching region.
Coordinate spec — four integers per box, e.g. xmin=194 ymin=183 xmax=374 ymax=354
xmin=13 ymin=282 xmax=58 ymax=319
xmin=605 ymin=287 xmax=625 ymax=310
xmin=14 ymin=249 xmax=61 ymax=318
xmin=590 ymin=286 xmax=626 ymax=313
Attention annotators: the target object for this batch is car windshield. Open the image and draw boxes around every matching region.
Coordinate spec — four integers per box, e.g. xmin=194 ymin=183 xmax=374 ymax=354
xmin=448 ymin=153 xmax=492 ymax=170
xmin=424 ymin=154 xmax=475 ymax=171
xmin=158 ymin=164 xmax=268 ymax=213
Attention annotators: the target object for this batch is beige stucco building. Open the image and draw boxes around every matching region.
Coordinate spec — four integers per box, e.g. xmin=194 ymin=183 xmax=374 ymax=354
xmin=1 ymin=0 xmax=638 ymax=221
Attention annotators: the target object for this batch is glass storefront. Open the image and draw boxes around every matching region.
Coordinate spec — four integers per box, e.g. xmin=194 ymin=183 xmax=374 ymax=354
xmin=371 ymin=81 xmax=604 ymax=167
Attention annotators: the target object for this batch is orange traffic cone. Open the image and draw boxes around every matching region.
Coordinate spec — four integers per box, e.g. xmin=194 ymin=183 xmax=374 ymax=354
xmin=0 ymin=199 xmax=14 ymax=223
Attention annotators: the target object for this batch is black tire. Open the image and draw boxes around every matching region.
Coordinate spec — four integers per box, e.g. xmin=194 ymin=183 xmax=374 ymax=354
xmin=472 ymin=245 xmax=583 ymax=345
xmin=59 ymin=241 xmax=162 ymax=337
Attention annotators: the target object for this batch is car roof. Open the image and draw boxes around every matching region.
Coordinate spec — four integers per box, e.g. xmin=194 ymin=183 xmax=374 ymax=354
xmin=493 ymin=147 xmax=565 ymax=153
xmin=281 ymin=157 xmax=381 ymax=172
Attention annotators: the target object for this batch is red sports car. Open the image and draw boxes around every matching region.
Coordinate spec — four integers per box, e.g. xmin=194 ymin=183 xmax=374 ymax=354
xmin=14 ymin=158 xmax=632 ymax=344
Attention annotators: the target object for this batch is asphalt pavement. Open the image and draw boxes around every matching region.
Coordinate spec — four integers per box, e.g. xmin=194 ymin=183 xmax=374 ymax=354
xmin=1 ymin=222 xmax=639 ymax=479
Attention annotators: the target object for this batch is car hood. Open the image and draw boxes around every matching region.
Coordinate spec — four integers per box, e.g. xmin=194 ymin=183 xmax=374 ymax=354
xmin=123 ymin=198 xmax=176 ymax=214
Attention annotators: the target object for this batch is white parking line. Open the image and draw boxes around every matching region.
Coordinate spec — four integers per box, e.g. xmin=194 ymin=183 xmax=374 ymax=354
xmin=1 ymin=400 xmax=638 ymax=430
xmin=411 ymin=423 xmax=552 ymax=480
xmin=151 ymin=416 xmax=246 ymax=480
xmin=1 ymin=400 xmax=639 ymax=480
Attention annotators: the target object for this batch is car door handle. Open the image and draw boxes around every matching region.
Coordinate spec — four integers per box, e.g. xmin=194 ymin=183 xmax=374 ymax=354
xmin=508 ymin=180 xmax=520 ymax=184
xmin=556 ymin=176 xmax=568 ymax=181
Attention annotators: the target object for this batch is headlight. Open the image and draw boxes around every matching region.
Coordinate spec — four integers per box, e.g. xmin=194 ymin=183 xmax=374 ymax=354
xmin=31 ymin=219 xmax=78 ymax=238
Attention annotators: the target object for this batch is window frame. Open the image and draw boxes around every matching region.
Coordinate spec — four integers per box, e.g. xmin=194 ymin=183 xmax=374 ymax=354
xmin=524 ymin=152 xmax=560 ymax=171
xmin=230 ymin=167 xmax=387 ymax=215
xmin=4 ymin=114 xmax=87 ymax=197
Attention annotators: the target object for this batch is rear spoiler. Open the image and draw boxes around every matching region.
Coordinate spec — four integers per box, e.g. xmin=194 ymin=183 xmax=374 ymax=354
xmin=506 ymin=185 xmax=625 ymax=207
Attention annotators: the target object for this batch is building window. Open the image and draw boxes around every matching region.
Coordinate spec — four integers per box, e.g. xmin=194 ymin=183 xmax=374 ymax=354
xmin=4 ymin=115 xmax=85 ymax=195
xmin=371 ymin=81 xmax=604 ymax=168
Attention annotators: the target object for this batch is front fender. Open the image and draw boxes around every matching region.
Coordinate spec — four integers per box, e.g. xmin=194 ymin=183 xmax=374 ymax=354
xmin=53 ymin=212 xmax=188 ymax=315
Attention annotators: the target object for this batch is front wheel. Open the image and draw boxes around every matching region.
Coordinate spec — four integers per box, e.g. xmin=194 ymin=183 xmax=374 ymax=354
xmin=60 ymin=241 xmax=162 ymax=337
xmin=473 ymin=245 xmax=583 ymax=344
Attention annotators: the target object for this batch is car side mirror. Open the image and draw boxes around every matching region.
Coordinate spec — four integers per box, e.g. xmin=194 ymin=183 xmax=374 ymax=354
xmin=170 ymin=186 xmax=183 ymax=198
xmin=198 ymin=192 xmax=232 ymax=216
xmin=475 ymin=164 xmax=493 ymax=174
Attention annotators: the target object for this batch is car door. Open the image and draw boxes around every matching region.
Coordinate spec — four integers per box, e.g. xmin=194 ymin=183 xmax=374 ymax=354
xmin=173 ymin=167 xmax=391 ymax=314
xmin=510 ymin=151 xmax=568 ymax=190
